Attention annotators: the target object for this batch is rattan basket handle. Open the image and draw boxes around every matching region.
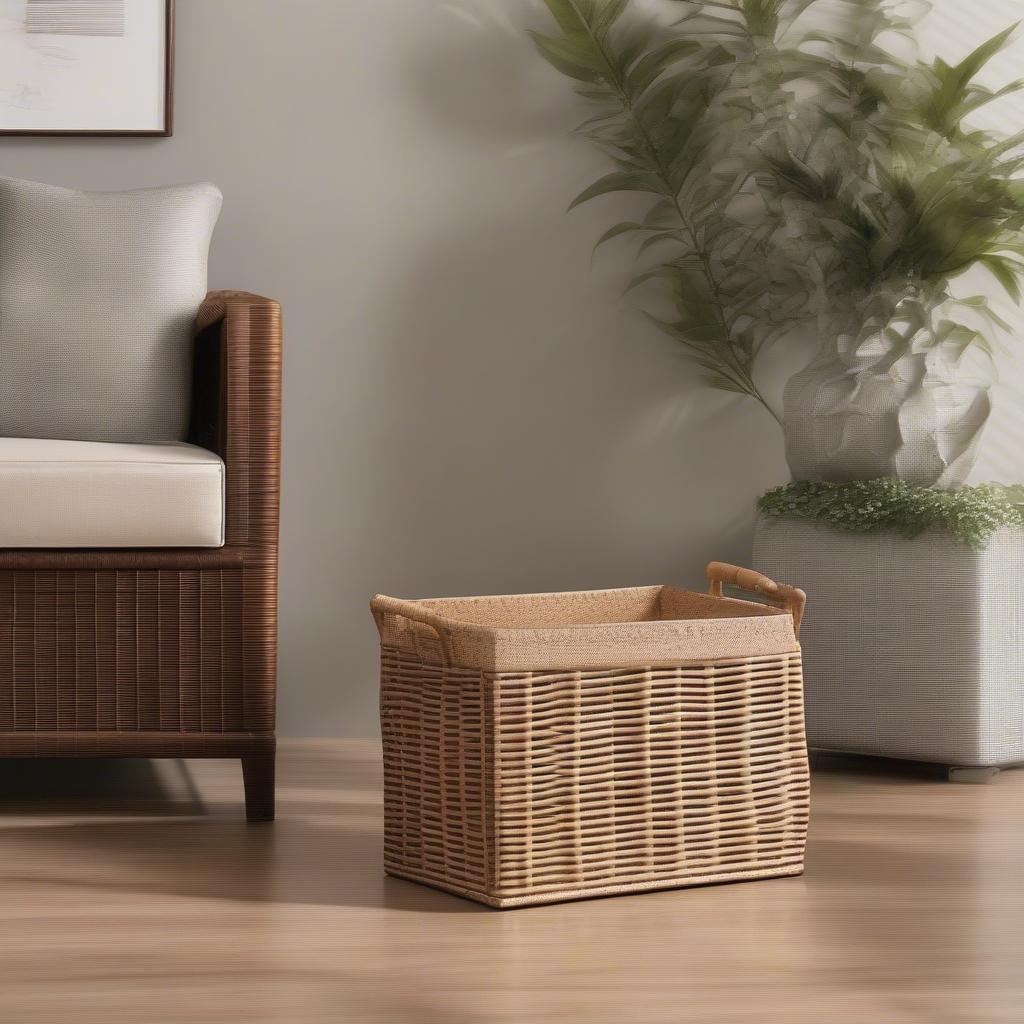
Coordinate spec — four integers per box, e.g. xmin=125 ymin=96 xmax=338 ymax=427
xmin=371 ymin=595 xmax=454 ymax=663
xmin=706 ymin=562 xmax=806 ymax=639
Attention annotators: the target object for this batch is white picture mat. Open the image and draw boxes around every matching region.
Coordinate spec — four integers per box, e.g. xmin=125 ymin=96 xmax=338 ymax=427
xmin=0 ymin=0 xmax=167 ymax=131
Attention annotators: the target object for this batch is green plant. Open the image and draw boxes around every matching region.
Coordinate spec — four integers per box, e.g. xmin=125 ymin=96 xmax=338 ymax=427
xmin=758 ymin=479 xmax=1024 ymax=548
xmin=531 ymin=0 xmax=1024 ymax=421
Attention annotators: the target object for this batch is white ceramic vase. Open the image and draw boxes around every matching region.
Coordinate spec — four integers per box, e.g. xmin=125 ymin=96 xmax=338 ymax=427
xmin=782 ymin=297 xmax=994 ymax=489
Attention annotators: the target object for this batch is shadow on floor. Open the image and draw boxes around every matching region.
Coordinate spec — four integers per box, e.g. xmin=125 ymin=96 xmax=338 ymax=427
xmin=810 ymin=750 xmax=963 ymax=784
xmin=16 ymin=751 xmax=993 ymax=919
xmin=0 ymin=758 xmax=207 ymax=815
xmin=0 ymin=757 xmax=484 ymax=915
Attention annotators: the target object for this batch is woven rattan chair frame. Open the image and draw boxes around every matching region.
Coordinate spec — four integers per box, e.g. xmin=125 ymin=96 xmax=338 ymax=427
xmin=0 ymin=292 xmax=282 ymax=821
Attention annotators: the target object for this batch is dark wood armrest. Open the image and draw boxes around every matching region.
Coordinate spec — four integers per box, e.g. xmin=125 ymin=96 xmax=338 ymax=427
xmin=190 ymin=290 xmax=282 ymax=550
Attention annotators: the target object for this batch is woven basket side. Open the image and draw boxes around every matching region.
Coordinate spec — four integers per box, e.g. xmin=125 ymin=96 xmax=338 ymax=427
xmin=379 ymin=643 xmax=809 ymax=906
xmin=380 ymin=647 xmax=494 ymax=894
xmin=489 ymin=654 xmax=809 ymax=902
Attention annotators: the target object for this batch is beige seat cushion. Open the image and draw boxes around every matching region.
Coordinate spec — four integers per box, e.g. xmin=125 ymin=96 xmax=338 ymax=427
xmin=0 ymin=438 xmax=224 ymax=548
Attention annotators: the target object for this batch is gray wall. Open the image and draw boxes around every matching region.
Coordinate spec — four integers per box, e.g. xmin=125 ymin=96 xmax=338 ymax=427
xmin=3 ymin=0 xmax=1022 ymax=736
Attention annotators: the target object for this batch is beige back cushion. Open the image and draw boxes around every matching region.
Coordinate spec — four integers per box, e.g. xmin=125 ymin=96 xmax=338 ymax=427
xmin=0 ymin=177 xmax=222 ymax=442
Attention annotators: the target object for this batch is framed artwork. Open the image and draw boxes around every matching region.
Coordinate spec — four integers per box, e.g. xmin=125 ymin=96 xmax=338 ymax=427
xmin=0 ymin=0 xmax=174 ymax=136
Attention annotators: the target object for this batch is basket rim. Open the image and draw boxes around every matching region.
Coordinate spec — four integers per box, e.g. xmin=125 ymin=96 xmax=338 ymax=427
xmin=374 ymin=584 xmax=789 ymax=634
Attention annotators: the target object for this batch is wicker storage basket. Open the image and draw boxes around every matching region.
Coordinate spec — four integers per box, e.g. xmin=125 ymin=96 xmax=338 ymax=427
xmin=371 ymin=563 xmax=810 ymax=908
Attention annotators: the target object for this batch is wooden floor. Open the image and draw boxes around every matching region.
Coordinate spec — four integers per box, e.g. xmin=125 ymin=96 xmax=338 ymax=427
xmin=0 ymin=741 xmax=1020 ymax=1023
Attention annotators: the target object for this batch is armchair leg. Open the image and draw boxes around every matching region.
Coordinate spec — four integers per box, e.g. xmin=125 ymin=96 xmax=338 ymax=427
xmin=241 ymin=752 xmax=276 ymax=822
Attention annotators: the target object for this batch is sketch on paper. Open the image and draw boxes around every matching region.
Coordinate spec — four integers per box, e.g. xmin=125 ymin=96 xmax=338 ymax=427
xmin=0 ymin=0 xmax=168 ymax=133
xmin=26 ymin=1 xmax=125 ymax=37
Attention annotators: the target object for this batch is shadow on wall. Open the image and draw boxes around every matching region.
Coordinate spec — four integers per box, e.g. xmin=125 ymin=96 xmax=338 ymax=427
xmin=409 ymin=1 xmax=576 ymax=145
xmin=276 ymin=0 xmax=792 ymax=737
xmin=358 ymin=0 xmax=789 ymax=601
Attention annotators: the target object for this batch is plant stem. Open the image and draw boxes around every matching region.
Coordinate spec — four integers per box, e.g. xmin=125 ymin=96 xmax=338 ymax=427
xmin=575 ymin=11 xmax=781 ymax=418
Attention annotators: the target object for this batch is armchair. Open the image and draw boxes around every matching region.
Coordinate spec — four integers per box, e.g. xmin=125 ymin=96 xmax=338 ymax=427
xmin=0 ymin=289 xmax=282 ymax=820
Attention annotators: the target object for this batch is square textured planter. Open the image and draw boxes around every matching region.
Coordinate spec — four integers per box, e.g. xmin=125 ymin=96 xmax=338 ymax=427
xmin=754 ymin=519 xmax=1024 ymax=768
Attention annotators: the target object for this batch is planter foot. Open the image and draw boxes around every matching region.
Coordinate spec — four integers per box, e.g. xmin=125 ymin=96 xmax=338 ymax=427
xmin=947 ymin=766 xmax=1000 ymax=785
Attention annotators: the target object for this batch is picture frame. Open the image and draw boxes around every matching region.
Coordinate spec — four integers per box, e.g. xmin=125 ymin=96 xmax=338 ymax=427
xmin=0 ymin=0 xmax=174 ymax=137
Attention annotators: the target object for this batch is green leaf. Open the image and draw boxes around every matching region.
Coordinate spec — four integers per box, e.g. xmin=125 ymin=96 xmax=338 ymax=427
xmin=979 ymin=255 xmax=1023 ymax=303
xmin=638 ymin=230 xmax=684 ymax=254
xmin=594 ymin=0 xmax=630 ymax=34
xmin=529 ymin=31 xmax=608 ymax=73
xmin=624 ymin=267 xmax=679 ymax=294
xmin=626 ymin=40 xmax=701 ymax=95
xmin=960 ymin=78 xmax=1024 ymax=119
xmin=758 ymin=480 xmax=1024 ymax=550
xmin=922 ymin=23 xmax=1021 ymax=135
xmin=956 ymin=296 xmax=1013 ymax=333
xmin=568 ymin=171 xmax=662 ymax=210
xmin=541 ymin=0 xmax=596 ymax=36
xmin=951 ymin=22 xmax=1018 ymax=89
xmin=740 ymin=0 xmax=784 ymax=37
xmin=592 ymin=221 xmax=646 ymax=249
xmin=529 ymin=32 xmax=602 ymax=82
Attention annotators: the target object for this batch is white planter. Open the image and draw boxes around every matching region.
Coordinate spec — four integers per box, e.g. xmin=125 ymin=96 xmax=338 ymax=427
xmin=753 ymin=517 xmax=1024 ymax=768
